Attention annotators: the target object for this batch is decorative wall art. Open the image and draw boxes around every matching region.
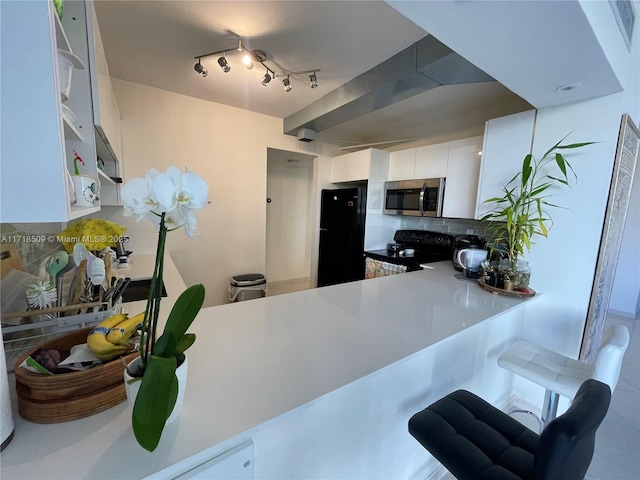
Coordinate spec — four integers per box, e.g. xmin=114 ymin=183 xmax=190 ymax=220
xmin=580 ymin=114 xmax=639 ymax=362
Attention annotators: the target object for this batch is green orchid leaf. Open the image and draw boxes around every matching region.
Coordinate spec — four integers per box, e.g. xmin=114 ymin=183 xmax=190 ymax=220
xmin=132 ymin=355 xmax=177 ymax=452
xmin=176 ymin=333 xmax=196 ymax=355
xmin=164 ymin=284 xmax=205 ymax=341
xmin=154 ymin=332 xmax=178 ymax=358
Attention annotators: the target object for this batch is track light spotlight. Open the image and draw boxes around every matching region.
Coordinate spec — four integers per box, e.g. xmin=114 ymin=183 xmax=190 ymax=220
xmin=194 ymin=60 xmax=208 ymax=77
xmin=309 ymin=72 xmax=318 ymax=88
xmin=283 ymin=76 xmax=292 ymax=92
xmin=242 ymin=54 xmax=254 ymax=70
xmin=218 ymin=56 xmax=231 ymax=73
xmin=262 ymin=72 xmax=272 ymax=86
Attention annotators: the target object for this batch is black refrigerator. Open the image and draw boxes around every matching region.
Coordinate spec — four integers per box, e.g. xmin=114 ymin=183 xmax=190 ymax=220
xmin=317 ymin=186 xmax=367 ymax=287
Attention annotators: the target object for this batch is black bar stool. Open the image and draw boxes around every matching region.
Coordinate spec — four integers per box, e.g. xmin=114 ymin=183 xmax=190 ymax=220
xmin=408 ymin=379 xmax=610 ymax=480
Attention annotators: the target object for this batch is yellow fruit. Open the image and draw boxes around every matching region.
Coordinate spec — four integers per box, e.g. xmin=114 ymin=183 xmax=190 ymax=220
xmin=98 ymin=313 xmax=129 ymax=329
xmin=106 ymin=312 xmax=144 ymax=346
xmin=87 ymin=326 xmax=132 ymax=361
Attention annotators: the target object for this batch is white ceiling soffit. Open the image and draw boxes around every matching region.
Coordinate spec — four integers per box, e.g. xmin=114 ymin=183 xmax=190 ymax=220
xmin=283 ymin=34 xmax=495 ymax=136
xmin=386 ymin=0 xmax=624 ymax=109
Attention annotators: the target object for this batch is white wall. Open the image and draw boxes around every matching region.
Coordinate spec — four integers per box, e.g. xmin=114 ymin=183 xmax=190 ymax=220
xmin=610 ymin=166 xmax=640 ymax=316
xmin=266 ymin=152 xmax=315 ymax=283
xmin=103 ymin=79 xmax=334 ymax=306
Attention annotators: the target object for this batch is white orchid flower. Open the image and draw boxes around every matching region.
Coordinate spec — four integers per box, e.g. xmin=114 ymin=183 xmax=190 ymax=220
xmin=153 ymin=166 xmax=208 ymax=213
xmin=121 ymin=169 xmax=161 ymax=220
xmin=122 ymin=166 xmax=207 ymax=236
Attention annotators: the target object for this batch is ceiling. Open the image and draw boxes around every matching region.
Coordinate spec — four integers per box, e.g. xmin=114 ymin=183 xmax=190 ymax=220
xmin=94 ymin=1 xmax=533 ymax=149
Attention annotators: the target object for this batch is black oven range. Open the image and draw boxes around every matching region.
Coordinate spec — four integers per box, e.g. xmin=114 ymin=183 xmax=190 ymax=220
xmin=364 ymin=230 xmax=454 ymax=274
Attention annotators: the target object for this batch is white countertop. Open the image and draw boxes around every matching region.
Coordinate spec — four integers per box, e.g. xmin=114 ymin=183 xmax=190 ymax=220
xmin=1 ymin=262 xmax=538 ymax=479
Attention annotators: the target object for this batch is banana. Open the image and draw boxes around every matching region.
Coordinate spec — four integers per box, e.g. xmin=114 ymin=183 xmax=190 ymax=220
xmin=106 ymin=312 xmax=145 ymax=346
xmin=86 ymin=312 xmax=140 ymax=361
xmin=87 ymin=326 xmax=133 ymax=361
xmin=98 ymin=313 xmax=129 ymax=329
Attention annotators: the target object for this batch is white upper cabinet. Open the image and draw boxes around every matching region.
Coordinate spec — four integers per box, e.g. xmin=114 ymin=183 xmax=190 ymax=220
xmin=386 ymin=136 xmax=483 ymax=219
xmin=475 ymin=110 xmax=536 ymax=219
xmin=414 ymin=143 xmax=449 ymax=179
xmin=388 ymin=149 xmax=417 ymax=181
xmin=87 ymin=0 xmax=122 ymax=206
xmin=330 ymin=149 xmax=389 ymax=183
xmin=0 ymin=0 xmax=99 ymax=222
xmin=442 ymin=136 xmax=483 ymax=219
xmin=388 ymin=143 xmax=449 ymax=181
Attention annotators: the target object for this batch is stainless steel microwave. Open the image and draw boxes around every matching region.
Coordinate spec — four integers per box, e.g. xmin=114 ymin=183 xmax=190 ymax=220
xmin=383 ymin=178 xmax=445 ymax=217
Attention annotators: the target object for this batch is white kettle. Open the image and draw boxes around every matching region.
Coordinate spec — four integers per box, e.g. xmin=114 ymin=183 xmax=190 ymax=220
xmin=456 ymin=248 xmax=488 ymax=276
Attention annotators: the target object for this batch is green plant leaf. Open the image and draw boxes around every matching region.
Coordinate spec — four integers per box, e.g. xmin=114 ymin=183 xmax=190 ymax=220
xmin=176 ymin=333 xmax=196 ymax=355
xmin=132 ymin=355 xmax=177 ymax=452
xmin=163 ymin=284 xmax=205 ymax=342
xmin=546 ymin=175 xmax=569 ymax=186
xmin=154 ymin=332 xmax=178 ymax=358
xmin=522 ymin=154 xmax=533 ymax=186
xmin=555 ymin=142 xmax=597 ymax=149
xmin=555 ymin=153 xmax=568 ymax=178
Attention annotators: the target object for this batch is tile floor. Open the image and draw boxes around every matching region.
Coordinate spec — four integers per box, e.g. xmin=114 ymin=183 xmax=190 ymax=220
xmin=586 ymin=313 xmax=640 ymax=480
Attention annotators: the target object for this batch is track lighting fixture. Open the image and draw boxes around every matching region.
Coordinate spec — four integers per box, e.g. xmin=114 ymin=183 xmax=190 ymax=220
xmin=283 ymin=76 xmax=292 ymax=92
xmin=194 ymin=59 xmax=208 ymax=77
xmin=242 ymin=54 xmax=254 ymax=70
xmin=194 ymin=39 xmax=319 ymax=92
xmin=217 ymin=56 xmax=231 ymax=73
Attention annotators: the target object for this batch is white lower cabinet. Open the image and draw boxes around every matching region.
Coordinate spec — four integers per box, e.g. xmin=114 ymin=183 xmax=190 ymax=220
xmin=159 ymin=440 xmax=254 ymax=480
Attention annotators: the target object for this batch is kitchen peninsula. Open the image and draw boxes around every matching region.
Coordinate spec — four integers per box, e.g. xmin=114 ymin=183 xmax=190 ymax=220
xmin=2 ymin=261 xmax=539 ymax=479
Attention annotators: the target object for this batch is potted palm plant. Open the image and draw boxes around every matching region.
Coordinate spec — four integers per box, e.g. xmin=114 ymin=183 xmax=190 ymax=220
xmin=480 ymin=135 xmax=593 ymax=288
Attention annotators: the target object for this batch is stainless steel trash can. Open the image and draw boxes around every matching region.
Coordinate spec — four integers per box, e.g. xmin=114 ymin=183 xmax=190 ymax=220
xmin=228 ymin=273 xmax=267 ymax=302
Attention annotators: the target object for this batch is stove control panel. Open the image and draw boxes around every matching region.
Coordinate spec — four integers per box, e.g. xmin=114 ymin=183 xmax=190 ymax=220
xmin=393 ymin=230 xmax=454 ymax=248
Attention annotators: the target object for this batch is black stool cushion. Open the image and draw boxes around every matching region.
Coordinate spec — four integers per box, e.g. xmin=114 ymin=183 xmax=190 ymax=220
xmin=409 ymin=390 xmax=539 ymax=479
xmin=409 ymin=380 xmax=611 ymax=480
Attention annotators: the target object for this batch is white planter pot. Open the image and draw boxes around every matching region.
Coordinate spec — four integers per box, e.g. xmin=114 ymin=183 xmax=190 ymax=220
xmin=124 ymin=355 xmax=188 ymax=425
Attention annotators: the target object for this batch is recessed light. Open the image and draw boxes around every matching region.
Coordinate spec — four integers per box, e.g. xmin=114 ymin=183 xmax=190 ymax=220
xmin=555 ymin=82 xmax=582 ymax=92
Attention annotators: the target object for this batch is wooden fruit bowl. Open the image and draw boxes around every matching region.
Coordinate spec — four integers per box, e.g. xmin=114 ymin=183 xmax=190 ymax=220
xmin=13 ymin=327 xmax=139 ymax=424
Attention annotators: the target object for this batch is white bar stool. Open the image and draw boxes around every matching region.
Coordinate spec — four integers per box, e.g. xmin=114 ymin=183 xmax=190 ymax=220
xmin=498 ymin=324 xmax=629 ymax=428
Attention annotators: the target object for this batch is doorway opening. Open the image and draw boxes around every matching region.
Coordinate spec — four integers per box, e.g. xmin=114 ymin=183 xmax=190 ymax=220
xmin=266 ymin=148 xmax=317 ymax=296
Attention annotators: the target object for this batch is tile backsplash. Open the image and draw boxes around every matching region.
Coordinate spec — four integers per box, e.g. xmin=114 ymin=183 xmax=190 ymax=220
xmin=1 ymin=222 xmax=68 ymax=277
xmin=401 ymin=216 xmax=494 ymax=240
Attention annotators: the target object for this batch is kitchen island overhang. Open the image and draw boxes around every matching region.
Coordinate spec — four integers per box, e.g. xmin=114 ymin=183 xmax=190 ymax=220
xmin=1 ymin=261 xmax=539 ymax=479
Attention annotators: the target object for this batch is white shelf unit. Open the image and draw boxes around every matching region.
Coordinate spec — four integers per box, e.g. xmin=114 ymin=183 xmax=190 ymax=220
xmin=0 ymin=0 xmax=99 ymax=223
xmin=86 ymin=0 xmax=123 ymax=206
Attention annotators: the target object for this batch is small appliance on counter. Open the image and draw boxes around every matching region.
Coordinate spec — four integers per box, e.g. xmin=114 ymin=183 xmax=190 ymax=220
xmin=452 ymin=234 xmax=485 ymax=271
